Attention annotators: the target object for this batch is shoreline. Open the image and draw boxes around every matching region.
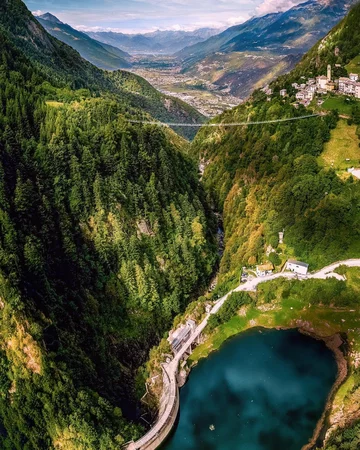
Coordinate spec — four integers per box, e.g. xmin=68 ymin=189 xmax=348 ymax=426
xmin=184 ymin=325 xmax=349 ymax=450
xmin=297 ymin=330 xmax=348 ymax=450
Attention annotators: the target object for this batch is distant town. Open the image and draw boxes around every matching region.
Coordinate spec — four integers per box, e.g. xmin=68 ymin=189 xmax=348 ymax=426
xmin=263 ymin=58 xmax=360 ymax=109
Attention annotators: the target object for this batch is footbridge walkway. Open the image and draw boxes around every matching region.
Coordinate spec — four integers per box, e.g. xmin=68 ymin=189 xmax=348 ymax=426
xmin=126 ymin=259 xmax=360 ymax=450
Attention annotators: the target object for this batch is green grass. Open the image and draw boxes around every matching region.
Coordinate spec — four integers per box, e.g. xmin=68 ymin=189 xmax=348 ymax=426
xmin=318 ymin=120 xmax=360 ymax=170
xmin=346 ymin=55 xmax=360 ymax=75
xmin=45 ymin=101 xmax=64 ymax=108
xmin=321 ymin=96 xmax=360 ymax=115
xmin=188 ymin=272 xmax=360 ymax=366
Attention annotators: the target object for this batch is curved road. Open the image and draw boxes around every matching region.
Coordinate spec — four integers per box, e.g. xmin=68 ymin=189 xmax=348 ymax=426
xmin=127 ymin=259 xmax=360 ymax=450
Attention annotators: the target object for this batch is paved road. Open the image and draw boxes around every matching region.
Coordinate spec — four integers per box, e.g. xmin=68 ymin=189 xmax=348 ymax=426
xmin=127 ymin=259 xmax=360 ymax=450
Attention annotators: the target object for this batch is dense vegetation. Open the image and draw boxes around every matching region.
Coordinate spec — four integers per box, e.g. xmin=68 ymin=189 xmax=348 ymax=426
xmin=207 ymin=291 xmax=252 ymax=331
xmin=0 ymin=3 xmax=217 ymax=448
xmin=192 ymin=91 xmax=360 ymax=289
xmin=324 ymin=420 xmax=360 ymax=450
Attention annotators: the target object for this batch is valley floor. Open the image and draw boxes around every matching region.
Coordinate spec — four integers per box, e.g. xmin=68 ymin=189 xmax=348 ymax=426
xmin=128 ymin=62 xmax=241 ymax=117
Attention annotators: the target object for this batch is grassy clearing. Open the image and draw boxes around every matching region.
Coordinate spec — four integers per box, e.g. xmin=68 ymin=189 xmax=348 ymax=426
xmin=318 ymin=120 xmax=360 ymax=170
xmin=346 ymin=55 xmax=360 ymax=75
xmin=321 ymin=96 xmax=360 ymax=115
xmin=45 ymin=101 xmax=64 ymax=108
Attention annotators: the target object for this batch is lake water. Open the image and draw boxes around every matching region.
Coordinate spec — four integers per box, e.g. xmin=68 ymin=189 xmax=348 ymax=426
xmin=163 ymin=329 xmax=338 ymax=450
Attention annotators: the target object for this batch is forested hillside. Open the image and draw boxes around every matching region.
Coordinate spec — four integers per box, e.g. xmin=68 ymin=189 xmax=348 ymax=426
xmin=188 ymin=3 xmax=360 ymax=447
xmin=0 ymin=0 xmax=204 ymax=140
xmin=0 ymin=2 xmax=217 ymax=448
xmin=191 ymin=4 xmax=360 ymax=294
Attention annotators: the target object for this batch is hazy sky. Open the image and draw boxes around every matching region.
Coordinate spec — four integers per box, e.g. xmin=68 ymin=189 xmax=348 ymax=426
xmin=24 ymin=0 xmax=306 ymax=33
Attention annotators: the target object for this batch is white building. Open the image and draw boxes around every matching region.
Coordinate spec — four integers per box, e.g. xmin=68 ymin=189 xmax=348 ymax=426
xmin=356 ymin=84 xmax=360 ymax=99
xmin=296 ymin=90 xmax=314 ymax=101
xmin=316 ymin=76 xmax=328 ymax=90
xmin=280 ymin=89 xmax=287 ymax=97
xmin=168 ymin=319 xmax=196 ymax=353
xmin=339 ymin=77 xmax=356 ymax=94
xmin=286 ymin=260 xmax=309 ymax=276
xmin=296 ymin=91 xmax=306 ymax=100
xmin=256 ymin=263 xmax=274 ymax=277
xmin=350 ymin=73 xmax=359 ymax=82
xmin=327 ymin=64 xmax=332 ymax=81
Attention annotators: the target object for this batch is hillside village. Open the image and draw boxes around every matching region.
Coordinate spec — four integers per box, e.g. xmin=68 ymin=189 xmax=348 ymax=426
xmin=263 ymin=61 xmax=360 ymax=108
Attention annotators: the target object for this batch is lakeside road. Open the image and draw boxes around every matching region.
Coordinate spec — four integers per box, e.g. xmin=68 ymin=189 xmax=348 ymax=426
xmin=127 ymin=259 xmax=360 ymax=450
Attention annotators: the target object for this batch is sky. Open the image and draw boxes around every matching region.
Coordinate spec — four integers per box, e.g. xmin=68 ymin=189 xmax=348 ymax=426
xmin=24 ymin=0 xmax=307 ymax=33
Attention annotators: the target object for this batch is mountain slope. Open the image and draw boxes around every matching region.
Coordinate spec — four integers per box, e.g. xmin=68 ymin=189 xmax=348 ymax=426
xmin=178 ymin=0 xmax=354 ymax=64
xmin=191 ymin=3 xmax=360 ymax=286
xmin=226 ymin=0 xmax=354 ymax=54
xmin=0 ymin=0 xmax=113 ymax=90
xmin=0 ymin=1 xmax=217 ymax=448
xmin=36 ymin=13 xmax=132 ymax=70
xmin=175 ymin=0 xmax=354 ymax=100
xmin=87 ymin=28 xmax=221 ymax=55
xmin=176 ymin=13 xmax=280 ymax=64
xmin=275 ymin=0 xmax=360 ymax=83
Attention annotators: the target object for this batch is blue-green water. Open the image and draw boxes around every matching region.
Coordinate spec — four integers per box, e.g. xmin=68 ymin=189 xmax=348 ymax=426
xmin=163 ymin=329 xmax=338 ymax=450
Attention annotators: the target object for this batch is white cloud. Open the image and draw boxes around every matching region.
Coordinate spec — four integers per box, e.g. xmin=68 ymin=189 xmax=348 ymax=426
xmin=226 ymin=15 xmax=248 ymax=26
xmin=32 ymin=10 xmax=44 ymax=16
xmin=256 ymin=0 xmax=305 ymax=16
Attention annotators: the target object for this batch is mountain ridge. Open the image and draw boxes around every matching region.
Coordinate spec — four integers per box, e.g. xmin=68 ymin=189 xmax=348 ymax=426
xmin=36 ymin=12 xmax=132 ymax=70
xmin=86 ymin=28 xmax=222 ymax=55
xmin=178 ymin=0 xmax=355 ymax=63
xmin=174 ymin=0 xmax=356 ymax=100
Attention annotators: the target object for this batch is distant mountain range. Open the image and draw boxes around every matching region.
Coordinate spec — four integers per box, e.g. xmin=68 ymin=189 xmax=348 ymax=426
xmin=33 ymin=0 xmax=357 ymax=101
xmin=86 ymin=28 xmax=222 ymax=55
xmin=176 ymin=0 xmax=356 ymax=99
xmin=36 ymin=13 xmax=132 ymax=70
xmin=177 ymin=0 xmax=355 ymax=63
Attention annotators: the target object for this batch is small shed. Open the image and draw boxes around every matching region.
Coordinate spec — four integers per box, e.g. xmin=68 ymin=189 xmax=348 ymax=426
xmin=256 ymin=263 xmax=274 ymax=277
xmin=286 ymin=260 xmax=309 ymax=276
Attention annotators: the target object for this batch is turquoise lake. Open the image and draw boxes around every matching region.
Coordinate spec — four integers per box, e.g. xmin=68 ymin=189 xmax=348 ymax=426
xmin=163 ymin=329 xmax=338 ymax=450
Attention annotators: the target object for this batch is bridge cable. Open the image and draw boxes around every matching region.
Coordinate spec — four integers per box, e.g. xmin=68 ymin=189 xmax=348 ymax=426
xmin=128 ymin=113 xmax=322 ymax=128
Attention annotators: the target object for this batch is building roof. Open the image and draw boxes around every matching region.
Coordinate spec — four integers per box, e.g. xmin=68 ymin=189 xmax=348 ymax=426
xmin=317 ymin=76 xmax=328 ymax=80
xmin=257 ymin=263 xmax=274 ymax=272
xmin=287 ymin=260 xmax=309 ymax=268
